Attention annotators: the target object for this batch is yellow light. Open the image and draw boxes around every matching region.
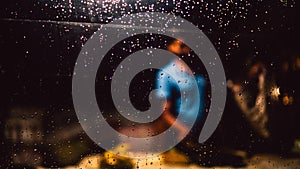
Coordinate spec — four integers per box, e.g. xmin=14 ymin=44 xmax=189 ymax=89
xmin=270 ymin=86 xmax=280 ymax=101
xmin=282 ymin=95 xmax=294 ymax=105
xmin=283 ymin=95 xmax=289 ymax=105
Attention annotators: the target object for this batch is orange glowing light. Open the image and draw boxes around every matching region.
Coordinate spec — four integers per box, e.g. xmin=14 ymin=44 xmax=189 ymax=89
xmin=168 ymin=39 xmax=190 ymax=55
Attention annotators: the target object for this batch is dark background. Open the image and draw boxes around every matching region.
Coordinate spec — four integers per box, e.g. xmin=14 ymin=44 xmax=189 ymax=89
xmin=0 ymin=0 xmax=299 ymax=168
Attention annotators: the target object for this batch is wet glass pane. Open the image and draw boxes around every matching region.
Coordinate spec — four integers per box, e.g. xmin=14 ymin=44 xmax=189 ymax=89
xmin=0 ymin=0 xmax=299 ymax=168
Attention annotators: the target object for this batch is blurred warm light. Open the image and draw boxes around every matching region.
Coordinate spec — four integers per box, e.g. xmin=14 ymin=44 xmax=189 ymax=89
xmin=37 ymin=155 xmax=101 ymax=169
xmin=295 ymin=139 xmax=300 ymax=148
xmin=36 ymin=153 xmax=164 ymax=169
xmin=282 ymin=94 xmax=294 ymax=106
xmin=270 ymin=86 xmax=280 ymax=101
xmin=283 ymin=95 xmax=289 ymax=105
xmin=168 ymin=39 xmax=190 ymax=55
xmin=248 ymin=62 xmax=266 ymax=78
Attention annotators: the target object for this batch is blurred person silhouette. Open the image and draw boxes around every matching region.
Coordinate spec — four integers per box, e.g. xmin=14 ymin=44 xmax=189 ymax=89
xmin=227 ymin=63 xmax=270 ymax=139
xmin=118 ymin=40 xmax=245 ymax=166
xmin=154 ymin=40 xmax=245 ymax=166
xmin=226 ymin=59 xmax=299 ymax=156
xmin=118 ymin=40 xmax=206 ymax=154
xmin=155 ymin=58 xmax=206 ymax=140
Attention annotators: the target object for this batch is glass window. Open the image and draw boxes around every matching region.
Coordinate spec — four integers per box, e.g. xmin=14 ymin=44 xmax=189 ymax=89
xmin=1 ymin=0 xmax=299 ymax=168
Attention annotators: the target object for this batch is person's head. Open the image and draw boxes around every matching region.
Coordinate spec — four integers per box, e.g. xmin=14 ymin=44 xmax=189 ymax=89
xmin=248 ymin=62 xmax=266 ymax=79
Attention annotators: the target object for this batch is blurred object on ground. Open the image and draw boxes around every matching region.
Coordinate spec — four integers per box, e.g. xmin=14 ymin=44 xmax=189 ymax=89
xmin=36 ymin=153 xmax=300 ymax=169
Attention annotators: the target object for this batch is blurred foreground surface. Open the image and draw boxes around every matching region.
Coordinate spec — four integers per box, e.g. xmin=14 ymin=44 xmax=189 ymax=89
xmin=37 ymin=153 xmax=300 ymax=169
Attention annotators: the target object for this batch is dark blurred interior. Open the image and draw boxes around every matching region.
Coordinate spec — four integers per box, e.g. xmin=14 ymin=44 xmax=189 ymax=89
xmin=0 ymin=0 xmax=299 ymax=168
